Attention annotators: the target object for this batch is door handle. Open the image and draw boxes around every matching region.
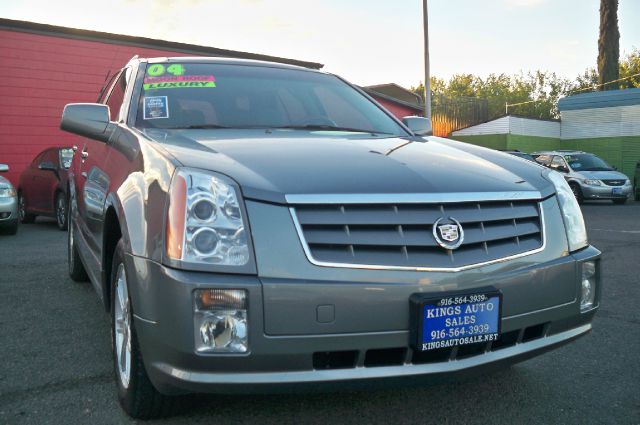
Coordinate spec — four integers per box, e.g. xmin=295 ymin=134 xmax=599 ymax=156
xmin=81 ymin=171 xmax=88 ymax=179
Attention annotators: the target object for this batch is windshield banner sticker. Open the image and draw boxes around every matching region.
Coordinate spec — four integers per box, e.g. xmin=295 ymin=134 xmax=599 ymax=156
xmin=144 ymin=75 xmax=216 ymax=90
xmin=143 ymin=96 xmax=169 ymax=119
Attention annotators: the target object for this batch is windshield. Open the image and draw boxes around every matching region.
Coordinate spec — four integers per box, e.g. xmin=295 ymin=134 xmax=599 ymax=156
xmin=134 ymin=63 xmax=407 ymax=136
xmin=564 ymin=154 xmax=613 ymax=171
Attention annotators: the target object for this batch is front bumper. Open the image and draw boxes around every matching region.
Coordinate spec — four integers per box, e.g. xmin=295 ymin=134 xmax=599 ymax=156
xmin=0 ymin=195 xmax=18 ymax=226
xmin=581 ymin=184 xmax=632 ymax=200
xmin=126 ymin=245 xmax=601 ymax=395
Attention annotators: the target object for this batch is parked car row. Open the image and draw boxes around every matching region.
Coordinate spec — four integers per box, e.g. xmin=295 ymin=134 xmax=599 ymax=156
xmin=504 ymin=149 xmax=637 ymax=204
xmin=3 ymin=146 xmax=638 ymax=237
xmin=0 ymin=147 xmax=73 ymax=235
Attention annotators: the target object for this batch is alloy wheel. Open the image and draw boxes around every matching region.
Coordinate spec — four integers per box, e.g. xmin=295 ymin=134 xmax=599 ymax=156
xmin=18 ymin=196 xmax=25 ymax=221
xmin=56 ymin=195 xmax=66 ymax=228
xmin=114 ymin=264 xmax=132 ymax=389
xmin=68 ymin=219 xmax=75 ymax=271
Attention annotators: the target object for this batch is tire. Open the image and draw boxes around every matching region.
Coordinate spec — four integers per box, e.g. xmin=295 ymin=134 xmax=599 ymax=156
xmin=613 ymin=198 xmax=627 ymax=205
xmin=18 ymin=193 xmax=36 ymax=224
xmin=68 ymin=217 xmax=89 ymax=282
xmin=0 ymin=221 xmax=18 ymax=235
xmin=110 ymin=240 xmax=176 ymax=419
xmin=569 ymin=183 xmax=584 ymax=204
xmin=55 ymin=192 xmax=68 ymax=231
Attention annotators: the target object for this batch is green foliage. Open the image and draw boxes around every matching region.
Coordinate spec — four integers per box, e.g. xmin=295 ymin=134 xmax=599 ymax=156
xmin=619 ymin=48 xmax=640 ymax=89
xmin=410 ymin=49 xmax=640 ymax=121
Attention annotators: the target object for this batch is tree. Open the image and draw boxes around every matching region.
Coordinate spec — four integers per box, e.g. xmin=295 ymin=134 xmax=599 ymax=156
xmin=619 ymin=48 xmax=640 ymax=89
xmin=598 ymin=0 xmax=620 ymax=90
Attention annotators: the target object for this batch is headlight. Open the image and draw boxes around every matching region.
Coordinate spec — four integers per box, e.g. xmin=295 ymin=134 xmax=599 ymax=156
xmin=624 ymin=179 xmax=631 ymax=186
xmin=546 ymin=171 xmax=588 ymax=252
xmin=0 ymin=186 xmax=16 ymax=197
xmin=583 ymin=179 xmax=602 ymax=186
xmin=165 ymin=168 xmax=251 ymax=267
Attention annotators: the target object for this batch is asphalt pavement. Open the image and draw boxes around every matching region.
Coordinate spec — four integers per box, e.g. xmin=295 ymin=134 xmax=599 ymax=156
xmin=0 ymin=201 xmax=639 ymax=424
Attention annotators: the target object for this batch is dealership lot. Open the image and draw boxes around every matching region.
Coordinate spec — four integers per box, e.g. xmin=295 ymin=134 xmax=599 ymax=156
xmin=0 ymin=202 xmax=638 ymax=425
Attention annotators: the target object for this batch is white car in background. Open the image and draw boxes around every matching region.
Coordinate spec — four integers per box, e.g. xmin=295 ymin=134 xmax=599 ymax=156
xmin=534 ymin=151 xmax=632 ymax=204
xmin=0 ymin=164 xmax=19 ymax=235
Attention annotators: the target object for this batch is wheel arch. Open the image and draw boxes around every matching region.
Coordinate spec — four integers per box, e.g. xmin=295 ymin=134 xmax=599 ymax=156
xmin=102 ymin=202 xmax=123 ymax=312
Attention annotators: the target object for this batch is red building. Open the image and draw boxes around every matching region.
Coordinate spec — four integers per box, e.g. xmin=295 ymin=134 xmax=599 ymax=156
xmin=0 ymin=19 xmax=322 ymax=185
xmin=363 ymin=83 xmax=424 ymax=120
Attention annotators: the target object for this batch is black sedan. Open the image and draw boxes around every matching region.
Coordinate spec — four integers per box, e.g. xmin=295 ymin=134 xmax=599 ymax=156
xmin=18 ymin=147 xmax=73 ymax=230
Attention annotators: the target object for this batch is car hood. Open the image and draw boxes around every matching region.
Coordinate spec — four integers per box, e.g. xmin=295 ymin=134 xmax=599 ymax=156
xmin=144 ymin=129 xmax=555 ymax=204
xmin=572 ymin=170 xmax=629 ymax=181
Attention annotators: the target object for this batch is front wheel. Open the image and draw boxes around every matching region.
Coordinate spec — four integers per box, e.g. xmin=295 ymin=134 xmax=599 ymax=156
xmin=18 ymin=194 xmax=36 ymax=224
xmin=111 ymin=240 xmax=176 ymax=419
xmin=1 ymin=221 xmax=18 ymax=235
xmin=569 ymin=183 xmax=584 ymax=204
xmin=55 ymin=192 xmax=68 ymax=231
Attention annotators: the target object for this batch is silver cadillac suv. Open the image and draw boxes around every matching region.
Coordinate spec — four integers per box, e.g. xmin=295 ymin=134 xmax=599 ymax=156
xmin=61 ymin=57 xmax=601 ymax=419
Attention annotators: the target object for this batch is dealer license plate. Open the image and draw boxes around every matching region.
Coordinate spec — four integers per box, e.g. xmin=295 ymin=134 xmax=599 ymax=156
xmin=612 ymin=187 xmax=622 ymax=195
xmin=411 ymin=289 xmax=502 ymax=352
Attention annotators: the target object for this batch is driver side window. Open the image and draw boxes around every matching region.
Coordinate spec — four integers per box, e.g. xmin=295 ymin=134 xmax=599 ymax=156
xmin=551 ymin=156 xmax=567 ymax=170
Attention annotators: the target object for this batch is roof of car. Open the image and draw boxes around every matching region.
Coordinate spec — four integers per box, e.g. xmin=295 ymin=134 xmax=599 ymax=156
xmin=137 ymin=56 xmax=322 ymax=73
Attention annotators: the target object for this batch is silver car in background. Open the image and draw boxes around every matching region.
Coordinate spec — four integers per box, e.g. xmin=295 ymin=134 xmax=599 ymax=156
xmin=534 ymin=150 xmax=632 ymax=204
xmin=0 ymin=164 xmax=19 ymax=235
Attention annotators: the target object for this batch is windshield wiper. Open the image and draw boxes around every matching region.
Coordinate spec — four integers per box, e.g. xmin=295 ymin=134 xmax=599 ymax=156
xmin=274 ymin=124 xmax=391 ymax=134
xmin=162 ymin=124 xmax=231 ymax=130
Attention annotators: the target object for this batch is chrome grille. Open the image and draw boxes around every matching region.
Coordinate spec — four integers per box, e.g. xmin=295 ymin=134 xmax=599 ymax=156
xmin=291 ymin=199 xmax=544 ymax=271
xmin=601 ymin=179 xmax=626 ymax=186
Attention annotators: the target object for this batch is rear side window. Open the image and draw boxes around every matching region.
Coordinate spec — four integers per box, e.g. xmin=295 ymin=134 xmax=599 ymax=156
xmin=105 ymin=68 xmax=131 ymax=122
xmin=551 ymin=156 xmax=566 ymax=169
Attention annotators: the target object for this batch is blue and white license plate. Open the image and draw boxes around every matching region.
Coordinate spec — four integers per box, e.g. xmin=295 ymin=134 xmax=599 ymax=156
xmin=411 ymin=290 xmax=502 ymax=351
xmin=612 ymin=187 xmax=623 ymax=195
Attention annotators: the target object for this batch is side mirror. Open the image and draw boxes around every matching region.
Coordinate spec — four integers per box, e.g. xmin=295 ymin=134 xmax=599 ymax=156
xmin=402 ymin=116 xmax=432 ymax=136
xmin=38 ymin=161 xmax=56 ymax=171
xmin=0 ymin=164 xmax=8 ymax=173
xmin=61 ymin=103 xmax=114 ymax=142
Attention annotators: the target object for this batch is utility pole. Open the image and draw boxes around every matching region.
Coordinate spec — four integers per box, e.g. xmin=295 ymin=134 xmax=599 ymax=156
xmin=423 ymin=0 xmax=431 ymax=121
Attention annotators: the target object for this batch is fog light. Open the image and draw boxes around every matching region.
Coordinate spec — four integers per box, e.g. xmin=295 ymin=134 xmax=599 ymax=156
xmin=194 ymin=289 xmax=248 ymax=353
xmin=580 ymin=261 xmax=597 ymax=311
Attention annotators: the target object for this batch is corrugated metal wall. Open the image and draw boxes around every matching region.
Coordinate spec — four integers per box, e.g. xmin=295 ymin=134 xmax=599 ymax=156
xmin=561 ymin=105 xmax=640 ymax=139
xmin=451 ymin=116 xmax=510 ymax=136
xmin=508 ymin=117 xmax=560 ymax=138
xmin=0 ymin=29 xmax=195 ymax=185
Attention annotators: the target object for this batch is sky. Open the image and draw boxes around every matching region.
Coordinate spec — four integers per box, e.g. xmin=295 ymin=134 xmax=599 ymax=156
xmin=2 ymin=0 xmax=639 ymax=88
